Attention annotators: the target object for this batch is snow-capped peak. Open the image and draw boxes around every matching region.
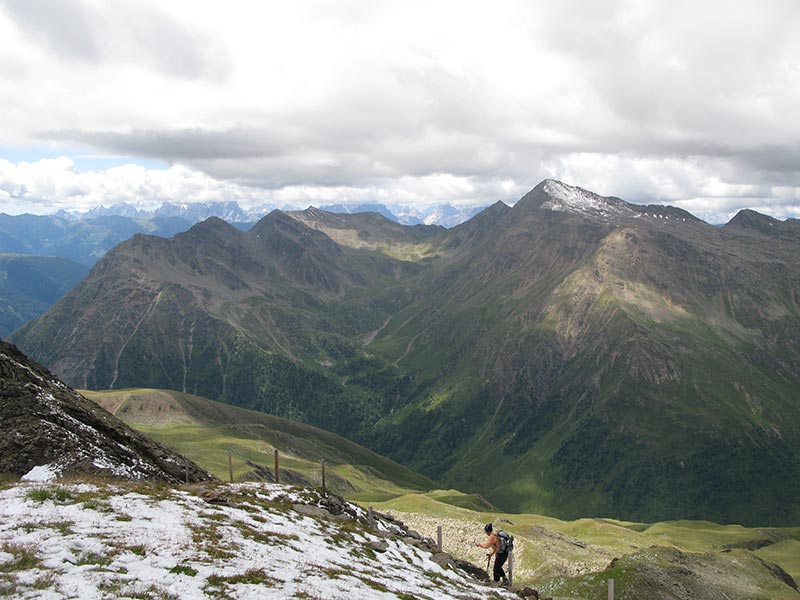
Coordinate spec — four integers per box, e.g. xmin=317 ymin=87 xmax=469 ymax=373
xmin=541 ymin=179 xmax=638 ymax=220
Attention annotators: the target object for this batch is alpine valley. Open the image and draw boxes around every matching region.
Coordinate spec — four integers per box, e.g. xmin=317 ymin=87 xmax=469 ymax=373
xmin=10 ymin=180 xmax=800 ymax=527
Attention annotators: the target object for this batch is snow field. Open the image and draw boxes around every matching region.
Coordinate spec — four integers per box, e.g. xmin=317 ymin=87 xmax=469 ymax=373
xmin=0 ymin=482 xmax=516 ymax=599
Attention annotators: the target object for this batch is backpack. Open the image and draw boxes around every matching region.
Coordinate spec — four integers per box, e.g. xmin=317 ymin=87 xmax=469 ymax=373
xmin=496 ymin=530 xmax=514 ymax=553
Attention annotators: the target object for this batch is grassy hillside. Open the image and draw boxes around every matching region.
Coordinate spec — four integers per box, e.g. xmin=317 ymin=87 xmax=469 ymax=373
xmin=83 ymin=388 xmax=434 ymax=500
xmin=370 ymin=491 xmax=800 ymax=599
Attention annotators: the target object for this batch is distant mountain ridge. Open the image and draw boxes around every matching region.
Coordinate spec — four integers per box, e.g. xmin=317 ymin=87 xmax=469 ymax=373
xmin=0 ymin=254 xmax=89 ymax=337
xmin=0 ymin=212 xmax=194 ymax=265
xmin=11 ymin=179 xmax=800 ymax=526
xmin=1 ymin=201 xmax=489 ymax=269
xmin=54 ymin=199 xmax=490 ymax=228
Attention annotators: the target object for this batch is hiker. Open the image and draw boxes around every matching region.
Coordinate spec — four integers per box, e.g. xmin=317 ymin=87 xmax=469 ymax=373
xmin=475 ymin=523 xmax=508 ymax=584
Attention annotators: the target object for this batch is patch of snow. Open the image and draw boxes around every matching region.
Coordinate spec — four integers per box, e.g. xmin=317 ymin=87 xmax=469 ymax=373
xmin=21 ymin=464 xmax=59 ymax=482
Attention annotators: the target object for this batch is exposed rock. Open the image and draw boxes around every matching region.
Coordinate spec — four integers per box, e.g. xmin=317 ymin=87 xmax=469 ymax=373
xmin=368 ymin=540 xmax=389 ymax=553
xmin=196 ymin=488 xmax=229 ymax=504
xmin=319 ymin=492 xmax=351 ymax=516
xmin=755 ymin=556 xmax=798 ymax=591
xmin=293 ymin=504 xmax=329 ymax=518
xmin=431 ymin=552 xmax=491 ymax=582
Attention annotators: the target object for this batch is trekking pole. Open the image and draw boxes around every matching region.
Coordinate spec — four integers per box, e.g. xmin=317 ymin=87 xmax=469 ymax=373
xmin=486 ymin=554 xmax=492 ymax=574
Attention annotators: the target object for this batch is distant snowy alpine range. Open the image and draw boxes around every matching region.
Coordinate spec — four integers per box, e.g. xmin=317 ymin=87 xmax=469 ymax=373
xmin=56 ymin=200 xmax=491 ymax=228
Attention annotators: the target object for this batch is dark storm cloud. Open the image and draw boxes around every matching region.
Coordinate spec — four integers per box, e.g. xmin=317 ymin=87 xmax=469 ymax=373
xmin=59 ymin=128 xmax=289 ymax=161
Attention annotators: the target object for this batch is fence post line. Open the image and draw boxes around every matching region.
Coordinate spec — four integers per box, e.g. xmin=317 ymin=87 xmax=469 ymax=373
xmin=275 ymin=449 xmax=280 ymax=484
xmin=228 ymin=450 xmax=233 ymax=483
xmin=508 ymin=550 xmax=514 ymax=587
xmin=437 ymin=525 xmax=443 ymax=552
xmin=608 ymin=578 xmax=614 ymax=600
xmin=368 ymin=505 xmax=375 ymax=528
xmin=321 ymin=459 xmax=326 ymax=495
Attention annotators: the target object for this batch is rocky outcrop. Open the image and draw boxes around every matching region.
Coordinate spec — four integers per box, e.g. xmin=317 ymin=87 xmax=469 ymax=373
xmin=0 ymin=341 xmax=213 ymax=483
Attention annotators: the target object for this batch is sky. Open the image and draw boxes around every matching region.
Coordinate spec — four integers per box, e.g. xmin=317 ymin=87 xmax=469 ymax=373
xmin=0 ymin=0 xmax=799 ymax=223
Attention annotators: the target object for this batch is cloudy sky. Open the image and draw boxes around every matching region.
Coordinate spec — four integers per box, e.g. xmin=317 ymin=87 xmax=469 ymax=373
xmin=1 ymin=0 xmax=799 ymax=222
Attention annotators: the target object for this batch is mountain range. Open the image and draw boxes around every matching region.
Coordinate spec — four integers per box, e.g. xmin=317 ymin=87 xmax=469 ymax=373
xmin=10 ymin=179 xmax=800 ymax=526
xmin=57 ymin=199 xmax=489 ymax=228
xmin=0 ymin=201 xmax=487 ymax=271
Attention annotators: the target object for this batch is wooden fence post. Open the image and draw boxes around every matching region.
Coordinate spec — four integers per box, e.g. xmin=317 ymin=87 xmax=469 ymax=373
xmin=368 ymin=505 xmax=375 ymax=528
xmin=608 ymin=578 xmax=614 ymax=600
xmin=228 ymin=450 xmax=233 ymax=483
xmin=437 ymin=525 xmax=443 ymax=552
xmin=274 ymin=449 xmax=280 ymax=484
xmin=508 ymin=550 xmax=514 ymax=587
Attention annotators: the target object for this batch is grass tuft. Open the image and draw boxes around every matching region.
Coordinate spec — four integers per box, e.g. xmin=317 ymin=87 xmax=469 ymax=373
xmin=25 ymin=486 xmax=73 ymax=504
xmin=170 ymin=564 xmax=199 ymax=577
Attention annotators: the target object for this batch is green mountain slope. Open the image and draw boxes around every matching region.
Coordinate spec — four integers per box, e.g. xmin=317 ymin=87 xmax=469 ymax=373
xmin=361 ymin=182 xmax=800 ymax=525
xmin=0 ymin=254 xmax=89 ymax=337
xmin=82 ymin=387 xmax=434 ymax=499
xmin=11 ymin=180 xmax=800 ymax=526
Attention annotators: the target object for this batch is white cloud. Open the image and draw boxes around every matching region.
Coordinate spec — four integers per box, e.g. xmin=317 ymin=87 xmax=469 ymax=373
xmin=0 ymin=0 xmax=799 ymax=219
xmin=0 ymin=158 xmax=264 ymax=213
xmin=0 ymin=157 xmax=525 ymax=215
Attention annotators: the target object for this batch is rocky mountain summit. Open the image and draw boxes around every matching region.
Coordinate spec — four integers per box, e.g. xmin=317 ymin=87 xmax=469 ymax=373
xmin=0 ymin=340 xmax=212 ymax=483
